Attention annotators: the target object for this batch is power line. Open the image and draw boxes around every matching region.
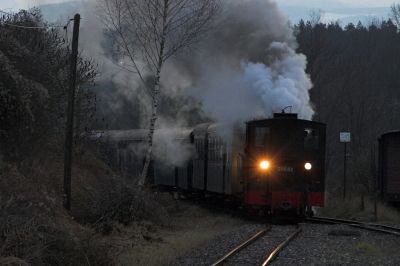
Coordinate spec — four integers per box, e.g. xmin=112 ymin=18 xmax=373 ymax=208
xmin=1 ymin=9 xmax=75 ymax=30
xmin=3 ymin=23 xmax=66 ymax=29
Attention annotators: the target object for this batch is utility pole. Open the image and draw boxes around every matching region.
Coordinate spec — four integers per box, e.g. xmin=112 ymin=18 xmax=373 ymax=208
xmin=343 ymin=142 xmax=347 ymax=199
xmin=340 ymin=132 xmax=351 ymax=200
xmin=63 ymin=14 xmax=80 ymax=210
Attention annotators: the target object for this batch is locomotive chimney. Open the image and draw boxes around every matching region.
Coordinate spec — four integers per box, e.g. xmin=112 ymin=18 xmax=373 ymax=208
xmin=273 ymin=113 xmax=298 ymax=119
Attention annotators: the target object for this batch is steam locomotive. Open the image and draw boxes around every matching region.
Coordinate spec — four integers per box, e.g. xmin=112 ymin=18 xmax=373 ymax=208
xmin=95 ymin=113 xmax=326 ymax=216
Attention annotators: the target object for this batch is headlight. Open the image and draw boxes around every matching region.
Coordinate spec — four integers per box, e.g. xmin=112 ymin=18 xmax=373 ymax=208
xmin=304 ymin=162 xmax=312 ymax=170
xmin=259 ymin=160 xmax=270 ymax=170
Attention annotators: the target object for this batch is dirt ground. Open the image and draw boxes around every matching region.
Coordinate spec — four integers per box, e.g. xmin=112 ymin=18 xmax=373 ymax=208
xmin=102 ymin=194 xmax=245 ymax=266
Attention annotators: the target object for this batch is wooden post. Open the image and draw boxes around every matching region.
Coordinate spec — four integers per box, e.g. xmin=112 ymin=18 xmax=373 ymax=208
xmin=340 ymin=132 xmax=350 ymax=200
xmin=63 ymin=14 xmax=80 ymax=210
xmin=360 ymin=193 xmax=365 ymax=211
xmin=343 ymin=142 xmax=347 ymax=200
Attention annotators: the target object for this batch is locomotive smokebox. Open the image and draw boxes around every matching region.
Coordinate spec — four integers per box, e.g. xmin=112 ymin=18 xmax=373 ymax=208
xmin=273 ymin=113 xmax=298 ymax=119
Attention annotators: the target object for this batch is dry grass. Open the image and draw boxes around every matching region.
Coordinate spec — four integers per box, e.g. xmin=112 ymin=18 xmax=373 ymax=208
xmin=1 ymin=139 xmax=207 ymax=265
xmin=0 ymin=159 xmax=112 ymax=265
xmin=318 ymin=195 xmax=400 ymax=224
xmin=352 ymin=240 xmax=400 ymax=261
xmin=111 ymin=203 xmax=245 ymax=266
xmin=0 ymin=140 xmax=128 ymax=265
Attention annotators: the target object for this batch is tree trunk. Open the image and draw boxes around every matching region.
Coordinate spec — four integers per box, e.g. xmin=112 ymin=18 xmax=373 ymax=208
xmin=139 ymin=73 xmax=161 ymax=185
xmin=139 ymin=0 xmax=169 ymax=186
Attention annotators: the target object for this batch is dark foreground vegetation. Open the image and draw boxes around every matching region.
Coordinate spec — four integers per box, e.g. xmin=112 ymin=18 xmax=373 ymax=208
xmin=0 ymin=10 xmax=172 ymax=265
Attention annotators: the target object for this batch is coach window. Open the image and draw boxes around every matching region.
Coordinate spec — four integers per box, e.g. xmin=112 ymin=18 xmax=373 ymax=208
xmin=254 ymin=127 xmax=270 ymax=148
xmin=304 ymin=128 xmax=319 ymax=150
xmin=195 ymin=139 xmax=203 ymax=159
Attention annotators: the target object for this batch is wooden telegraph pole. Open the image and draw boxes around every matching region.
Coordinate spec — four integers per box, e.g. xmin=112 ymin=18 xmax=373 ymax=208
xmin=343 ymin=142 xmax=347 ymax=199
xmin=340 ymin=132 xmax=351 ymax=200
xmin=63 ymin=14 xmax=80 ymax=210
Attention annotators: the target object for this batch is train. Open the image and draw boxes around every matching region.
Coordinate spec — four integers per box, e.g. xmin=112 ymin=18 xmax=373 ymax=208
xmin=94 ymin=112 xmax=326 ymax=216
xmin=378 ymin=131 xmax=400 ymax=207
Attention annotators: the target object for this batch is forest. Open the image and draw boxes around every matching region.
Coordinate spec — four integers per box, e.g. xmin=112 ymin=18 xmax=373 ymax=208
xmin=295 ymin=18 xmax=400 ymax=196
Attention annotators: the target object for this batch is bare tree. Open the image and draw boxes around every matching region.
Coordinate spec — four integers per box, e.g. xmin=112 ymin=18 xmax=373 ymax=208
xmin=308 ymin=9 xmax=324 ymax=26
xmin=99 ymin=0 xmax=219 ymax=185
xmin=390 ymin=3 xmax=400 ymax=28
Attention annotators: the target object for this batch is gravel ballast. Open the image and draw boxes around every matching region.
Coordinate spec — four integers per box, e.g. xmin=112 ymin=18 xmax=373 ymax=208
xmin=169 ymin=222 xmax=400 ymax=266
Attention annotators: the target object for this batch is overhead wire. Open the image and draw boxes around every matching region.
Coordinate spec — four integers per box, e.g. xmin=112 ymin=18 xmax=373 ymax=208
xmin=0 ymin=9 xmax=75 ymax=30
xmin=0 ymin=10 xmax=80 ymax=51
xmin=3 ymin=23 xmax=66 ymax=29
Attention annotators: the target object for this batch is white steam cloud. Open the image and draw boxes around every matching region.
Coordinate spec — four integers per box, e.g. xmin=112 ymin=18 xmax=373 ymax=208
xmin=168 ymin=0 xmax=314 ymax=128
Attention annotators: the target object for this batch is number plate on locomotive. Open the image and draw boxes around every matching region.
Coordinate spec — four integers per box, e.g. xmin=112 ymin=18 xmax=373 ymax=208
xmin=277 ymin=166 xmax=294 ymax=172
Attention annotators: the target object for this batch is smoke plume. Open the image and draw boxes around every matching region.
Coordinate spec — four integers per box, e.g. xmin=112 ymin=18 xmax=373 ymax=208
xmin=42 ymin=0 xmax=314 ymax=166
xmin=166 ymin=0 xmax=314 ymax=128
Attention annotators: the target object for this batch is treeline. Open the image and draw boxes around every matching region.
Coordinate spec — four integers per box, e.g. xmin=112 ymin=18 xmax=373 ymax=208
xmin=0 ymin=9 xmax=97 ymax=160
xmin=295 ymin=19 xmax=400 ymax=195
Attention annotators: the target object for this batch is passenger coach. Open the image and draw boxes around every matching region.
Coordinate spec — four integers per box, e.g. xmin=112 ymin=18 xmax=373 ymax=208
xmin=94 ymin=113 xmax=326 ymax=216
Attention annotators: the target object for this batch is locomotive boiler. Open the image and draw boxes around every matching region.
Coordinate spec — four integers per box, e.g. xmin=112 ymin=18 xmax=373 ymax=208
xmin=94 ymin=112 xmax=326 ymax=216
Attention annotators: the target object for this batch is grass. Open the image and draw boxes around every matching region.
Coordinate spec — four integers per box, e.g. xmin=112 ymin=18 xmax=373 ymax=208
xmin=1 ymin=138 xmax=244 ymax=265
xmin=353 ymin=242 xmax=382 ymax=255
xmin=318 ymin=195 xmax=400 ymax=224
xmin=352 ymin=240 xmax=400 ymax=262
xmin=112 ymin=204 xmax=245 ymax=266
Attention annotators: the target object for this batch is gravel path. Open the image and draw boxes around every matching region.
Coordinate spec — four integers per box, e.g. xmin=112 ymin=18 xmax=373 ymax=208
xmin=168 ymin=222 xmax=400 ymax=266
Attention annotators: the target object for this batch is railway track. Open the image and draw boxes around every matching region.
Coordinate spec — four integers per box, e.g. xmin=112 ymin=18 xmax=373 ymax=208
xmin=211 ymin=226 xmax=302 ymax=266
xmin=306 ymin=216 xmax=400 ymax=236
xmin=211 ymin=217 xmax=399 ymax=266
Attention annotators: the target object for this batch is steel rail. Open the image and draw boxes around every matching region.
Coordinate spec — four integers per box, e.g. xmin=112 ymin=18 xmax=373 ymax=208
xmin=260 ymin=228 xmax=302 ymax=266
xmin=307 ymin=216 xmax=400 ymax=236
xmin=211 ymin=228 xmax=270 ymax=266
xmin=314 ymin=216 xmax=400 ymax=232
xmin=346 ymin=224 xmax=400 ymax=236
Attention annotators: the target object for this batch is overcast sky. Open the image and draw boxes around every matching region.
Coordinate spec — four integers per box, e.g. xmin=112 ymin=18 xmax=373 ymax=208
xmin=0 ymin=0 xmax=397 ymax=11
xmin=275 ymin=0 xmax=395 ymax=8
xmin=0 ymin=0 xmax=395 ymax=26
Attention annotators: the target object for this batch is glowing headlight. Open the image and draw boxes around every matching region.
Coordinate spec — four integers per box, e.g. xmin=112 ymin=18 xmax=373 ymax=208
xmin=259 ymin=160 xmax=270 ymax=170
xmin=304 ymin=162 xmax=312 ymax=171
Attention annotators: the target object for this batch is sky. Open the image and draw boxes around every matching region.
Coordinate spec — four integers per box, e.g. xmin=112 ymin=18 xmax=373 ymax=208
xmin=275 ymin=0 xmax=395 ymax=8
xmin=0 ymin=0 xmax=396 ymax=24
xmin=0 ymin=0 xmax=397 ymax=10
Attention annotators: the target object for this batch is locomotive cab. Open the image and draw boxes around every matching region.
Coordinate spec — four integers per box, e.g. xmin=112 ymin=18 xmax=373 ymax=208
xmin=244 ymin=113 xmax=326 ymax=216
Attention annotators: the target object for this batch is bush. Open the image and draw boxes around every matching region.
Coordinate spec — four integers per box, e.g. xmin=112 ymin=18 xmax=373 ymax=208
xmin=0 ymin=9 xmax=97 ymax=160
xmin=0 ymin=191 xmax=111 ymax=265
xmin=319 ymin=194 xmax=400 ymax=223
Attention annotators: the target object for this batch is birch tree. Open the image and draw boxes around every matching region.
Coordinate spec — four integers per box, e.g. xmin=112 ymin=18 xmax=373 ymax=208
xmin=390 ymin=3 xmax=400 ymax=28
xmin=99 ymin=0 xmax=219 ymax=185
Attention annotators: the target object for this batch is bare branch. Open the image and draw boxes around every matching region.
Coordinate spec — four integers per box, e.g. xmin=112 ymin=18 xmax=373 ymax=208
xmin=98 ymin=0 xmax=220 ymax=184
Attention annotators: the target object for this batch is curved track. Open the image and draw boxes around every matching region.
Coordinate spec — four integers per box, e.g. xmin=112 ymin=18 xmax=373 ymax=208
xmin=307 ymin=216 xmax=400 ymax=236
xmin=211 ymin=226 xmax=301 ymax=266
xmin=211 ymin=216 xmax=399 ymax=266
xmin=211 ymin=229 xmax=270 ymax=266
xmin=259 ymin=227 xmax=302 ymax=266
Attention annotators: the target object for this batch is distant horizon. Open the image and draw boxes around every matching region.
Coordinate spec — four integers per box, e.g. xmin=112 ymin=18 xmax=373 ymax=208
xmin=0 ymin=0 xmax=397 ymax=11
xmin=0 ymin=0 xmax=395 ymax=25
